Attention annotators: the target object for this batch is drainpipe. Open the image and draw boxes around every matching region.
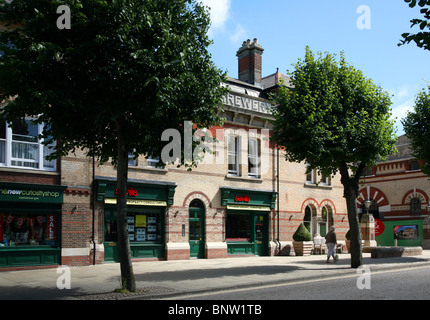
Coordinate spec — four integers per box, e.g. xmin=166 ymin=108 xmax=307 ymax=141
xmin=276 ymin=146 xmax=280 ymax=254
xmin=92 ymin=155 xmax=96 ymax=265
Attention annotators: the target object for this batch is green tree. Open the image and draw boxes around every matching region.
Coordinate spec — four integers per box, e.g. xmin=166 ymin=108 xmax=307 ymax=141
xmin=402 ymin=85 xmax=430 ymax=175
xmin=399 ymin=0 xmax=430 ymax=51
xmin=271 ymin=47 xmax=397 ymax=268
xmin=0 ymin=0 xmax=226 ymax=291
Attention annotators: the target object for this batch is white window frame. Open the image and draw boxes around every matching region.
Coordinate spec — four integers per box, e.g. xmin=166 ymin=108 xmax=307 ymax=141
xmin=0 ymin=119 xmax=56 ymax=171
xmin=147 ymin=155 xmax=164 ymax=168
xmin=305 ymin=162 xmax=316 ymax=184
xmin=228 ymin=135 xmax=239 ymax=176
xmin=248 ymin=138 xmax=260 ymax=178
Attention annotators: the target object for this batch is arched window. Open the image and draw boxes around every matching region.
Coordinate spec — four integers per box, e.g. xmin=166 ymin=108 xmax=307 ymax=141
xmin=304 ymin=206 xmax=312 ymax=233
xmin=410 ymin=197 xmax=421 ymax=215
xmin=369 ymin=200 xmax=379 ymax=220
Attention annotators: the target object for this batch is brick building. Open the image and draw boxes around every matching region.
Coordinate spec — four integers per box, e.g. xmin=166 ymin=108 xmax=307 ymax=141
xmin=0 ymin=39 xmax=350 ymax=269
xmin=359 ymin=135 xmax=430 ymax=248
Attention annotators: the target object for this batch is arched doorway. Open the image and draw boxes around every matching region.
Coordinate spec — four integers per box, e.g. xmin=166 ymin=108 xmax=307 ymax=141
xmin=189 ymin=199 xmax=205 ymax=259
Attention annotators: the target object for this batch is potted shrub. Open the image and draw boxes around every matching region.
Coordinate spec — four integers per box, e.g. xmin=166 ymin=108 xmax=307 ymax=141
xmin=292 ymin=223 xmax=313 ymax=256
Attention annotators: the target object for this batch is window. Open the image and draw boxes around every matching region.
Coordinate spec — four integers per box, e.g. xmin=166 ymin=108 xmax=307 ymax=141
xmin=0 ymin=119 xmax=56 ymax=171
xmin=104 ymin=209 xmax=163 ymax=243
xmin=304 ymin=206 xmax=312 ymax=234
xmin=248 ymin=138 xmax=260 ymax=178
xmin=147 ymin=155 xmax=164 ymax=168
xmin=128 ymin=152 xmax=137 ymax=166
xmin=0 ymin=213 xmax=58 ymax=247
xmin=409 ymin=161 xmax=420 ymax=171
xmin=320 ymin=174 xmax=331 ymax=186
xmin=226 ymin=212 xmax=250 ymax=241
xmin=228 ymin=136 xmax=239 ymax=175
xmin=305 ymin=162 xmax=316 ymax=184
xmin=410 ymin=197 xmax=421 ymax=215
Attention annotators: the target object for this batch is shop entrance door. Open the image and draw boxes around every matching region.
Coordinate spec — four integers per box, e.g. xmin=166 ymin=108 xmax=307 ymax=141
xmin=189 ymin=207 xmax=205 ymax=259
xmin=254 ymin=213 xmax=268 ymax=256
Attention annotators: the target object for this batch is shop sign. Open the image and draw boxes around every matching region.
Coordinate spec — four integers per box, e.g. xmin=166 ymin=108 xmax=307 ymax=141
xmin=227 ymin=205 xmax=271 ymax=211
xmin=374 ymin=219 xmax=385 ymax=236
xmin=234 ymin=195 xmax=251 ymax=203
xmin=0 ymin=184 xmax=65 ymax=204
xmin=104 ymin=198 xmax=167 ymax=207
xmin=222 ymin=92 xmax=273 ymax=115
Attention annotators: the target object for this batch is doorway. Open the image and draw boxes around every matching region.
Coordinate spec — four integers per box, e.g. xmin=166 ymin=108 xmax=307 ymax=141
xmin=189 ymin=200 xmax=205 ymax=259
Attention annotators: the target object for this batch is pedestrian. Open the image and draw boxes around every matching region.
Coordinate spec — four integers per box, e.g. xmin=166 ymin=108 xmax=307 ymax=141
xmin=325 ymin=225 xmax=338 ymax=263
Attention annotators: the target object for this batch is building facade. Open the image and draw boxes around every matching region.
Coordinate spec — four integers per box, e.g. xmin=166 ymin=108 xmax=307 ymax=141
xmin=0 ymin=39 xmax=350 ymax=270
xmin=359 ymin=135 xmax=430 ymax=248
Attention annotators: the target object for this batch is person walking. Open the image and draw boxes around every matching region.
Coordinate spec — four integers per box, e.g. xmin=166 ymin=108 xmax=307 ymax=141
xmin=325 ymin=226 xmax=338 ymax=263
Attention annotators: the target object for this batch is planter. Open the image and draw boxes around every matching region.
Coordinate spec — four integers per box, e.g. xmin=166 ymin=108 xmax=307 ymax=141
xmin=293 ymin=240 xmax=313 ymax=256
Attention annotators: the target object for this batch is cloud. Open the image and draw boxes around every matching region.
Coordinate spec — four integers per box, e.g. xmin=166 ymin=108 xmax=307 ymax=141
xmin=229 ymin=24 xmax=247 ymax=42
xmin=389 ymin=85 xmax=416 ymax=135
xmin=200 ymin=0 xmax=231 ymax=32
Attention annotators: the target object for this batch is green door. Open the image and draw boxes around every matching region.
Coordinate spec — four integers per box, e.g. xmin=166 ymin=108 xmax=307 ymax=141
xmin=254 ymin=213 xmax=268 ymax=256
xmin=189 ymin=207 xmax=205 ymax=259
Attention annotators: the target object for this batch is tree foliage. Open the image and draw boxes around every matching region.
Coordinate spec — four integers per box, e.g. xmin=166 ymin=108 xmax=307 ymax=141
xmin=0 ymin=0 xmax=227 ymax=291
xmin=402 ymin=85 xmax=430 ymax=175
xmin=0 ymin=0 xmax=226 ymax=164
xmin=271 ymin=47 xmax=396 ymax=177
xmin=399 ymin=0 xmax=430 ymax=51
xmin=271 ymin=47 xmax=397 ymax=268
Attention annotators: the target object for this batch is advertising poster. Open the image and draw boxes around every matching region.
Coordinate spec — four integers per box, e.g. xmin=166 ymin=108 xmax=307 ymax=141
xmin=394 ymin=225 xmax=419 ymax=240
xmin=136 ymin=215 xmax=147 ymax=228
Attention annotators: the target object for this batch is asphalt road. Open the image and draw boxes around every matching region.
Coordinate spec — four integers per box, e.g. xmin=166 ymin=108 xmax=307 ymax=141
xmin=170 ymin=265 xmax=430 ymax=300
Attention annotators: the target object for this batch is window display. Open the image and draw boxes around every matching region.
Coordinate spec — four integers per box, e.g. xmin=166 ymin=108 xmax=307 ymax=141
xmin=0 ymin=213 xmax=57 ymax=247
xmin=104 ymin=209 xmax=162 ymax=243
xmin=128 ymin=213 xmax=161 ymax=242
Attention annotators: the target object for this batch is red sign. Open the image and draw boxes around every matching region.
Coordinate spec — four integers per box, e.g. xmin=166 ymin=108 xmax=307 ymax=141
xmin=46 ymin=215 xmax=56 ymax=240
xmin=234 ymin=195 xmax=251 ymax=203
xmin=115 ymin=187 xmax=138 ymax=197
xmin=375 ymin=219 xmax=385 ymax=237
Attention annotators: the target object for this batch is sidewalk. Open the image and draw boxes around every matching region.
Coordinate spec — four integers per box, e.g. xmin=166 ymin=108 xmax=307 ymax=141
xmin=1 ymin=250 xmax=430 ymax=300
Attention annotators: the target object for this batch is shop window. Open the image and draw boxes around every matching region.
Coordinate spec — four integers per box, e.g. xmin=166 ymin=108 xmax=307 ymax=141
xmin=104 ymin=210 xmax=163 ymax=243
xmin=410 ymin=197 xmax=421 ymax=215
xmin=248 ymin=138 xmax=260 ymax=178
xmin=0 ymin=213 xmax=58 ymax=247
xmin=228 ymin=135 xmax=239 ymax=176
xmin=0 ymin=118 xmax=56 ymax=171
xmin=226 ymin=212 xmax=250 ymax=241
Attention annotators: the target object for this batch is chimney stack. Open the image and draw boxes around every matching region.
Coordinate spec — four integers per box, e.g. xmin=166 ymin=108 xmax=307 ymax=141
xmin=236 ymin=38 xmax=264 ymax=85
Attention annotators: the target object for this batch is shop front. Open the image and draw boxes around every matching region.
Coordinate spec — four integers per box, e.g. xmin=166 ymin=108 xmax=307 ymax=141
xmin=220 ymin=187 xmax=276 ymax=256
xmin=96 ymin=177 xmax=176 ymax=262
xmin=0 ymin=182 xmax=66 ymax=268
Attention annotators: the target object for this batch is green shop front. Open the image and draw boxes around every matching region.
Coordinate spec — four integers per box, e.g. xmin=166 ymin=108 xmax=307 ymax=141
xmin=0 ymin=182 xmax=66 ymax=268
xmin=221 ymin=187 xmax=277 ymax=256
xmin=96 ymin=178 xmax=176 ymax=262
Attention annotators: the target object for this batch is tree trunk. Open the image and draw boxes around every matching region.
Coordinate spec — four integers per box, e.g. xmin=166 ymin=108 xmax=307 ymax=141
xmin=339 ymin=162 xmax=365 ymax=269
xmin=344 ymin=186 xmax=362 ymax=268
xmin=115 ymin=127 xmax=136 ymax=292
